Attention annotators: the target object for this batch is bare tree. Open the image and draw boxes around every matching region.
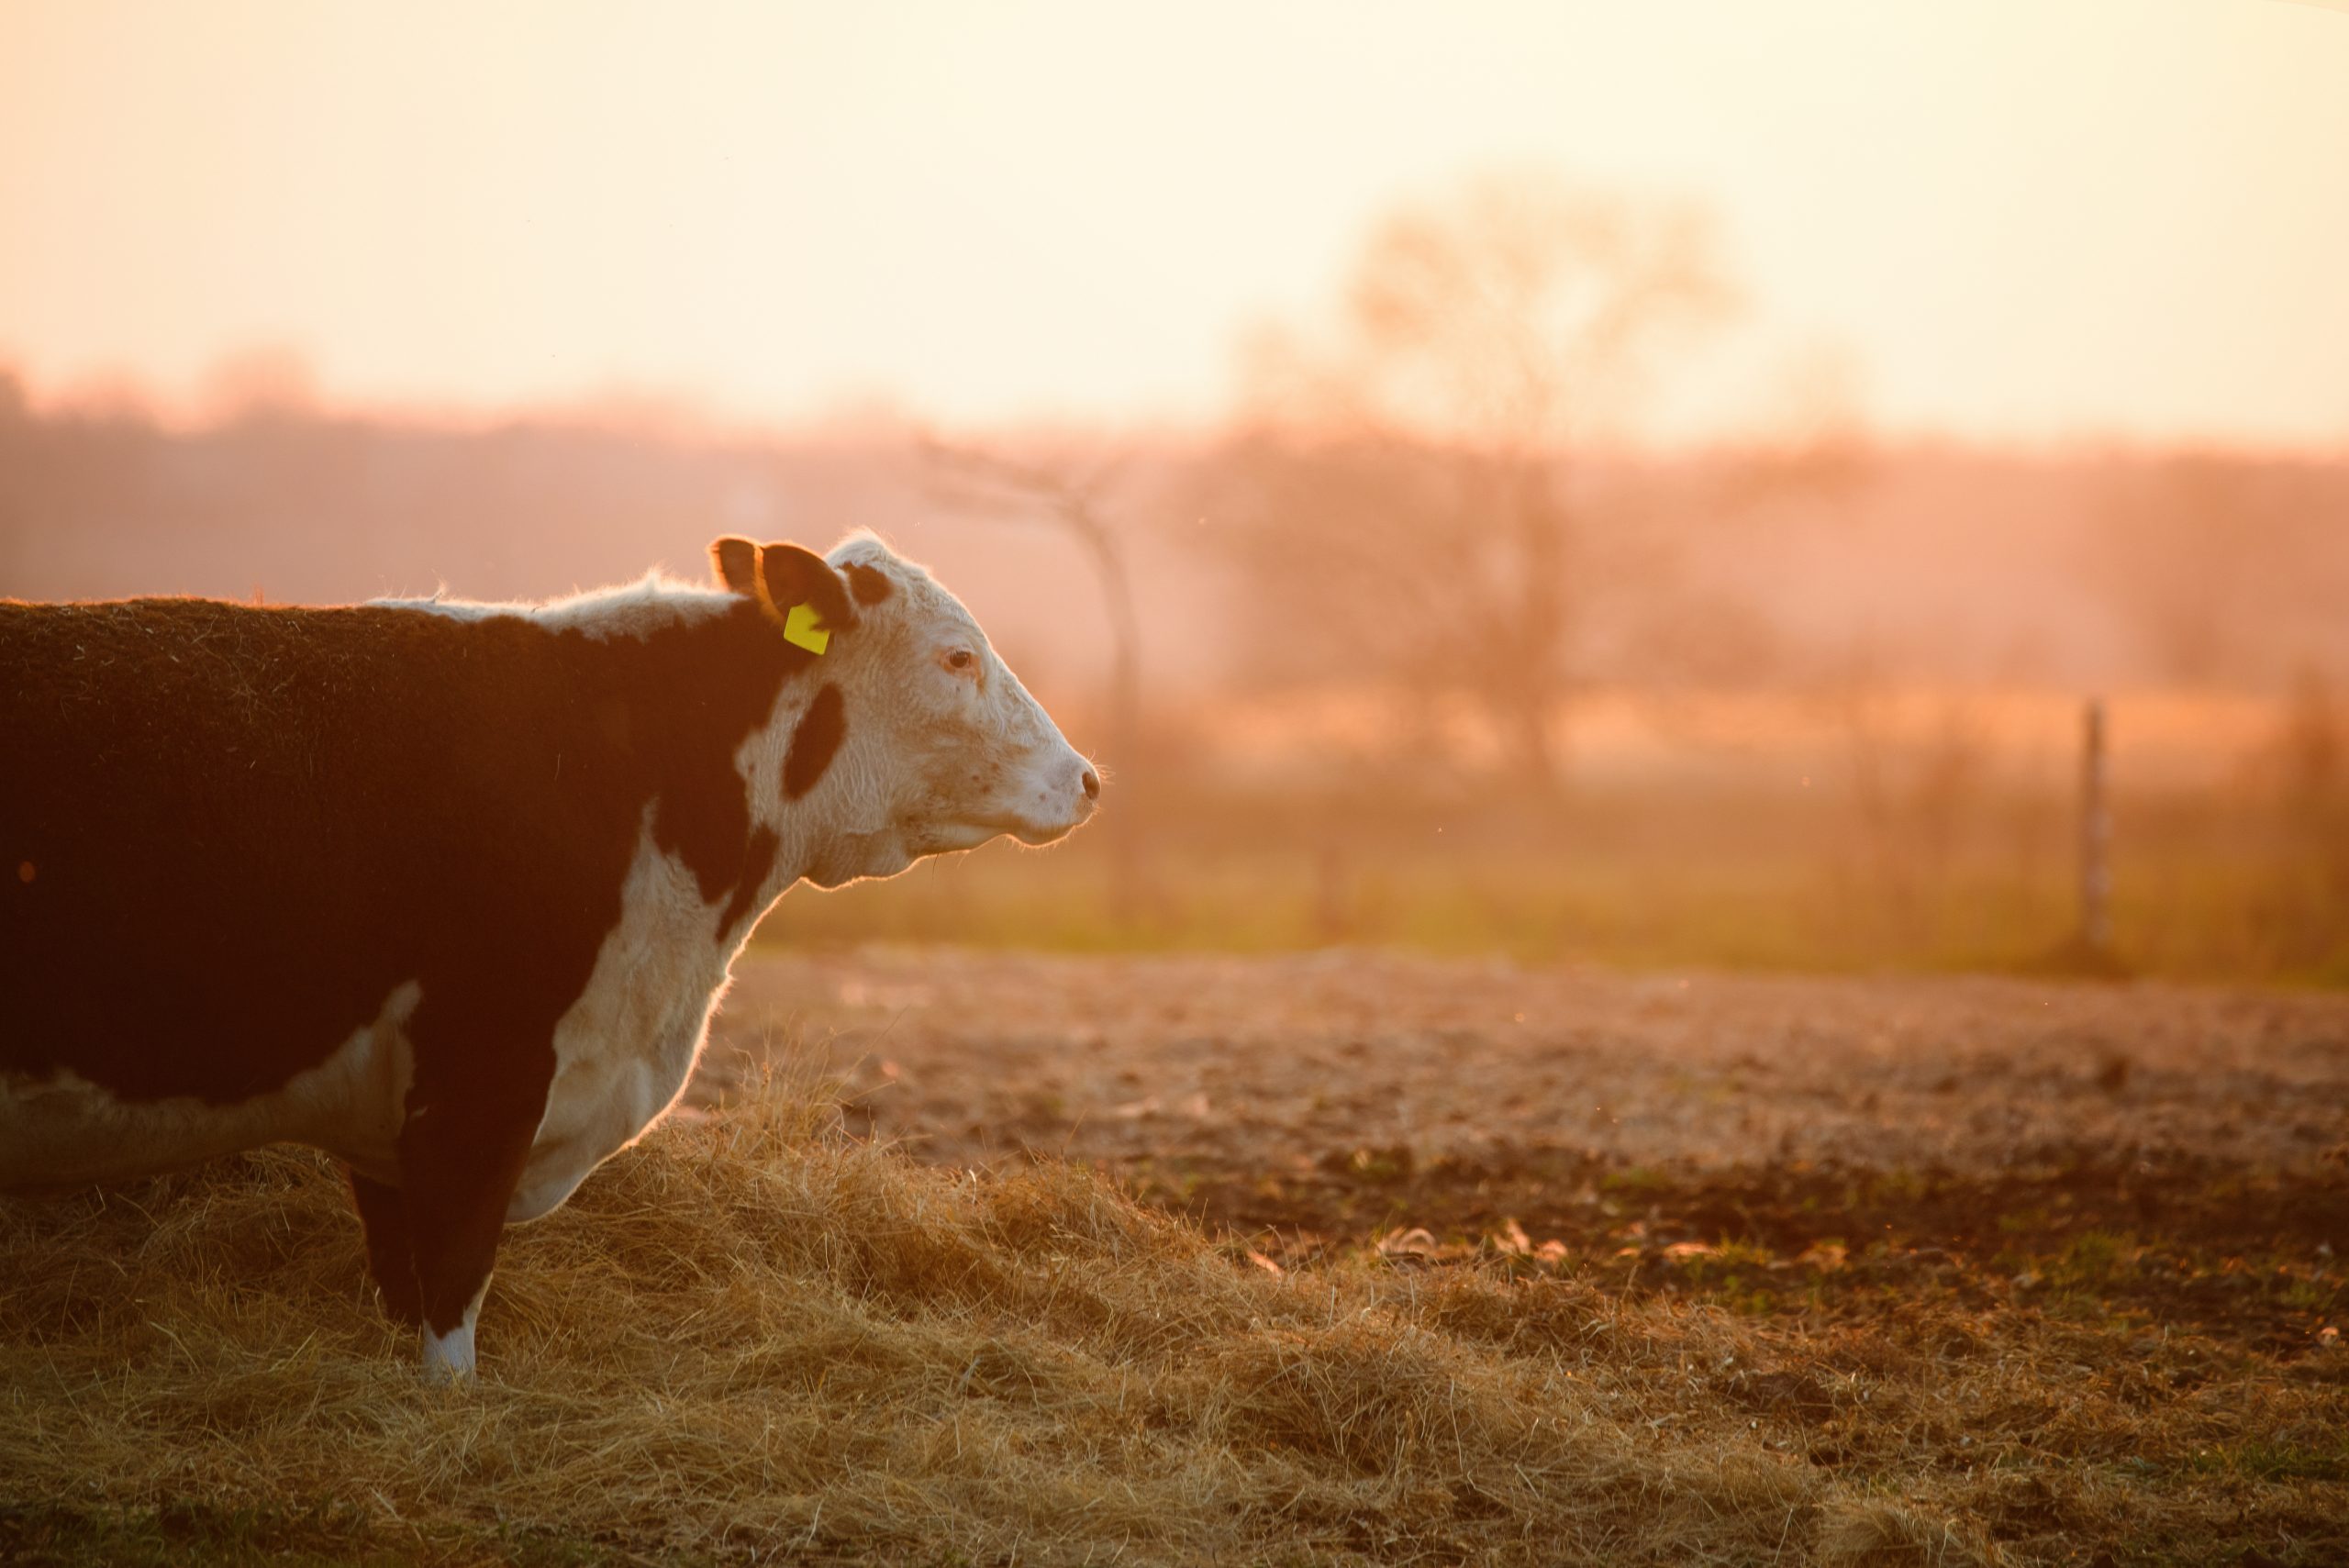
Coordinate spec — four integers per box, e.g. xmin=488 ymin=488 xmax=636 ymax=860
xmin=1215 ymin=170 xmax=1737 ymax=787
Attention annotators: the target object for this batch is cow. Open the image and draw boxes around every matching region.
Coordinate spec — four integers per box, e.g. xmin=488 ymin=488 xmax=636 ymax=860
xmin=0 ymin=533 xmax=1098 ymax=1378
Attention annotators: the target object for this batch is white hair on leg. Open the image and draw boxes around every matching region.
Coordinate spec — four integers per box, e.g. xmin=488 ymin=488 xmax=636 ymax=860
xmin=420 ymin=1276 xmax=491 ymax=1383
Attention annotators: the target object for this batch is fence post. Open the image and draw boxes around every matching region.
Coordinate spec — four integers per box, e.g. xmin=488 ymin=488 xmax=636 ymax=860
xmin=2079 ymin=697 xmax=2113 ymax=960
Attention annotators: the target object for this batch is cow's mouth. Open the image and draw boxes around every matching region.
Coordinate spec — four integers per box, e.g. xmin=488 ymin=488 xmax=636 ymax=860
xmin=906 ymin=813 xmax=1080 ymax=854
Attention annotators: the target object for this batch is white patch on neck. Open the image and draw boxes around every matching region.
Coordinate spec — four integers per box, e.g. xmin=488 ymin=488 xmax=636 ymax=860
xmin=507 ymin=808 xmax=760 ymax=1223
xmin=374 ymin=572 xmax=738 ymax=642
xmin=506 ymin=672 xmax=865 ymax=1224
xmin=738 ymin=662 xmax=907 ymax=891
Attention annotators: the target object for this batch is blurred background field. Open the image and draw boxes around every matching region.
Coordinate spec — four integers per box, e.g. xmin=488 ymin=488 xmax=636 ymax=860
xmin=751 ymin=762 xmax=2349 ymax=986
xmin=8 ymin=380 xmax=2347 ymax=986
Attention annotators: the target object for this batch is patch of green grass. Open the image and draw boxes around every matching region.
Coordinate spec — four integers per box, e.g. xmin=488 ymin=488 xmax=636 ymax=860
xmin=2056 ymin=1229 xmax=2140 ymax=1289
xmin=2282 ymin=1275 xmax=2333 ymax=1312
xmin=2192 ymin=1439 xmax=2349 ymax=1485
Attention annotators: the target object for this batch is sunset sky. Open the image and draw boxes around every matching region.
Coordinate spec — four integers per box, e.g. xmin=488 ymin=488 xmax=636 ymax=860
xmin=3 ymin=0 xmax=2345 ymax=446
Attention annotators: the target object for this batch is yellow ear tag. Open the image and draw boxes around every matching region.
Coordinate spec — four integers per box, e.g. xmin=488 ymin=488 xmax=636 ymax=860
xmin=782 ymin=602 xmax=831 ymax=655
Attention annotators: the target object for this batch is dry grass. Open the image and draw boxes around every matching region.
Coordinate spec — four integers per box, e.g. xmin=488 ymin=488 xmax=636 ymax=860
xmin=3 ymin=1074 xmax=2341 ymax=1565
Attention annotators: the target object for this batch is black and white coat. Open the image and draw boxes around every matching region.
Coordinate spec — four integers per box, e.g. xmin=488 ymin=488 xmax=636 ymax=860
xmin=0 ymin=533 xmax=1098 ymax=1377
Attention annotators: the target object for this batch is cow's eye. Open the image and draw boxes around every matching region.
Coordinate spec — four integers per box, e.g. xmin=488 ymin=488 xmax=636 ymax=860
xmin=942 ymin=648 xmax=976 ymax=673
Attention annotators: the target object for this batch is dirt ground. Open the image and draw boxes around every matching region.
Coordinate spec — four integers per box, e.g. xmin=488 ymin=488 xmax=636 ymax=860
xmin=707 ymin=951 xmax=2349 ymax=1355
xmin=6 ymin=951 xmax=2346 ymax=1564
xmin=683 ymin=951 xmax=2349 ymax=1561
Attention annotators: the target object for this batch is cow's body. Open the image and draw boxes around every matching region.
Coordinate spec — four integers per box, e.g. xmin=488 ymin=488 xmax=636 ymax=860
xmin=1 ymin=536 xmax=1097 ymax=1375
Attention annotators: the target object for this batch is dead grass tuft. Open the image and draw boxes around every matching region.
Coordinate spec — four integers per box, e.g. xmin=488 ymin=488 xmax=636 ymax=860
xmin=1816 ymin=1499 xmax=1983 ymax=1567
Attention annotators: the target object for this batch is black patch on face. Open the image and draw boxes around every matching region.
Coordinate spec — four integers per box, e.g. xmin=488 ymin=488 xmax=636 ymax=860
xmin=784 ymin=683 xmax=846 ymax=801
xmin=846 ymin=562 xmax=894 ymax=606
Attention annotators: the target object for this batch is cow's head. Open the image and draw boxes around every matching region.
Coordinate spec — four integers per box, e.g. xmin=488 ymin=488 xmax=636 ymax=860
xmin=712 ymin=532 xmax=1099 ymax=887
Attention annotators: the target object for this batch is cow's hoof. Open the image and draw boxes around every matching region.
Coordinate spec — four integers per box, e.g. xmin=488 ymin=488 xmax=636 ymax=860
xmin=420 ymin=1321 xmax=477 ymax=1384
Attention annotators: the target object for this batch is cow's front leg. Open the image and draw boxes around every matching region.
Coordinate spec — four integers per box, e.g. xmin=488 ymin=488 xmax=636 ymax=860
xmin=346 ymin=1168 xmax=423 ymax=1327
xmin=397 ymin=1091 xmax=544 ymax=1382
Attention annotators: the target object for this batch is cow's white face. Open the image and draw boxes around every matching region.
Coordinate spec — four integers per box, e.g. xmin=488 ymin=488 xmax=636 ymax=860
xmin=724 ymin=532 xmax=1098 ymax=889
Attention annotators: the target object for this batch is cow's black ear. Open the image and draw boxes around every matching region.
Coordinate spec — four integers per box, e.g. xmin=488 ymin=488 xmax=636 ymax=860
xmin=756 ymin=542 xmax=857 ymax=635
xmin=710 ymin=536 xmax=760 ymax=595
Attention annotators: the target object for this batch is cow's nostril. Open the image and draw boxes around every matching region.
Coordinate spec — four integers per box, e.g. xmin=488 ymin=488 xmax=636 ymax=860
xmin=1081 ymin=769 xmax=1099 ymax=801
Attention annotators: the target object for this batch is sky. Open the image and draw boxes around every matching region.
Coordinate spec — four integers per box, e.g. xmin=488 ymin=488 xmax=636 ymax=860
xmin=3 ymin=0 xmax=2346 ymax=446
